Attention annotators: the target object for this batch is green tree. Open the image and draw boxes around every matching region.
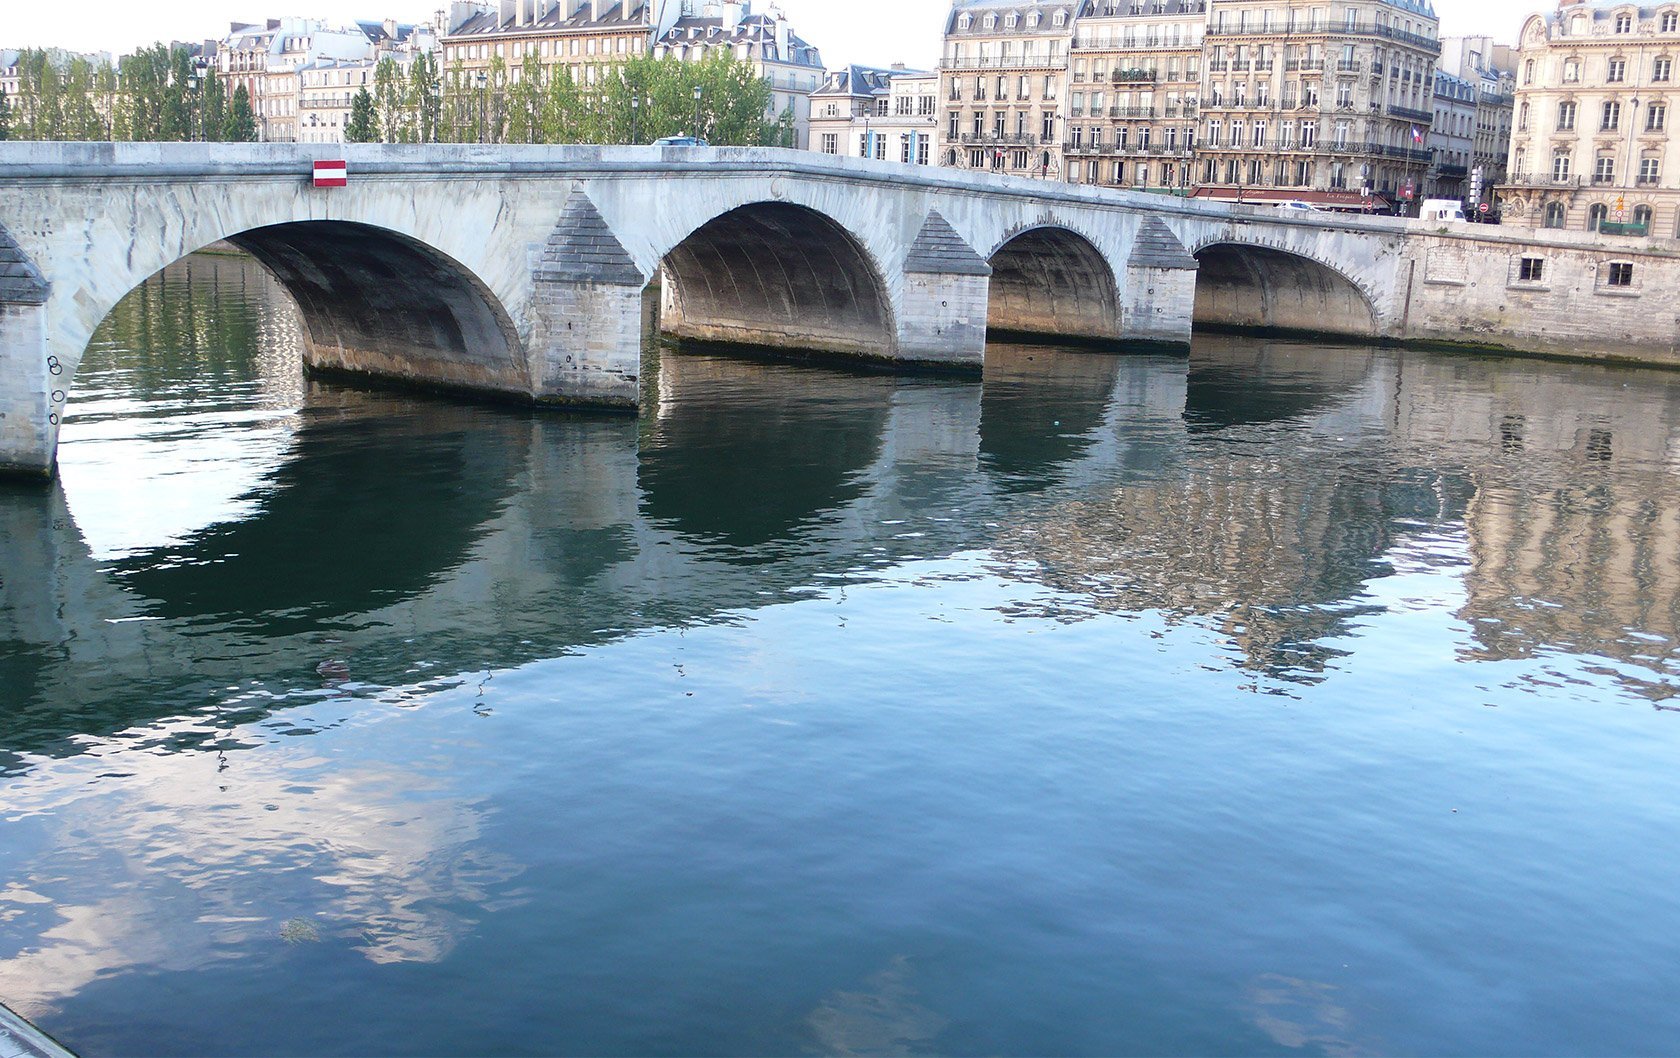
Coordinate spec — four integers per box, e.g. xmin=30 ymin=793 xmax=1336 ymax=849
xmin=373 ymin=57 xmax=409 ymax=142
xmin=160 ymin=47 xmax=194 ymax=139
xmin=346 ymin=86 xmax=379 ymax=143
xmin=199 ymin=69 xmax=226 ymax=142
xmin=0 ymin=86 xmax=10 ymax=141
xmin=407 ymin=51 xmax=442 ymax=143
xmin=224 ymin=82 xmax=257 ymax=141
xmin=116 ymin=44 xmax=172 ymax=140
xmin=505 ymin=51 xmax=544 ymax=144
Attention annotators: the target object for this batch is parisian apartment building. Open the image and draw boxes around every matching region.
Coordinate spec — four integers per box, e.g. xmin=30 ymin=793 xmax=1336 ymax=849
xmin=1064 ymin=0 xmax=1207 ymax=193
xmin=1499 ymin=0 xmax=1680 ymax=236
xmin=918 ymin=0 xmax=1534 ymax=211
xmin=441 ymin=0 xmax=825 ymax=146
xmin=938 ymin=1 xmax=1077 ymax=178
xmin=807 ymin=65 xmax=940 ymax=163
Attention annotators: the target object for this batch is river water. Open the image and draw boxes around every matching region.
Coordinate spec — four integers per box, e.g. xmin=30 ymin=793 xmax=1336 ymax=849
xmin=3 ymin=253 xmax=1679 ymax=1056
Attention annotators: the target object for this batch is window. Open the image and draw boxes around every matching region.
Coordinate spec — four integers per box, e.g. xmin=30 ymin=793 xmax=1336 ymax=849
xmin=1616 ymin=13 xmax=1633 ymax=32
xmin=1519 ymin=102 xmax=1529 ymax=130
xmin=1558 ymin=101 xmax=1576 ymax=130
xmin=1656 ymin=58 xmax=1674 ymax=81
xmin=1602 ymin=101 xmax=1620 ymax=130
xmin=1519 ymin=256 xmax=1545 ymax=281
xmin=1648 ymin=103 xmax=1667 ymax=130
xmin=1665 ymin=11 xmax=1680 ymax=30
xmin=1525 ymin=59 xmax=1535 ymax=84
xmin=1552 ymin=152 xmax=1572 ymax=181
xmin=1607 ymin=261 xmax=1635 ymax=286
xmin=1634 ymin=204 xmax=1653 ymax=228
xmin=821 ymin=133 xmax=837 ymax=154
xmin=1641 ymin=156 xmax=1661 ymax=182
xmin=1564 ymin=59 xmax=1580 ymax=83
xmin=1608 ymin=58 xmax=1627 ymax=82
xmin=1595 ymin=156 xmax=1616 ymax=183
xmin=1589 ymin=202 xmax=1609 ymax=229
xmin=1544 ymin=201 xmax=1567 ymax=227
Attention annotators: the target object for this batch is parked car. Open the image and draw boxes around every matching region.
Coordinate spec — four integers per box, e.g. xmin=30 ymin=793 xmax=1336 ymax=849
xmin=1419 ymin=199 xmax=1467 ymax=223
xmin=1273 ymin=200 xmax=1326 ymax=212
xmin=652 ymin=136 xmax=709 ymax=147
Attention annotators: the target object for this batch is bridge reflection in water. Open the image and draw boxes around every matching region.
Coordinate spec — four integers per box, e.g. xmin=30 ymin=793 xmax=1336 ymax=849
xmin=3 ymin=253 xmax=1680 ymax=1056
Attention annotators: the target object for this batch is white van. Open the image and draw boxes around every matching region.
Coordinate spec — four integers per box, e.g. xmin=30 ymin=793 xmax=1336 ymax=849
xmin=1419 ymin=199 xmax=1466 ymax=222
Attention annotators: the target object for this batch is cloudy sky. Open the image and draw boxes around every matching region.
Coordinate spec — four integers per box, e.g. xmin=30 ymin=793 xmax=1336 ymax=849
xmin=8 ymin=0 xmax=1544 ymax=68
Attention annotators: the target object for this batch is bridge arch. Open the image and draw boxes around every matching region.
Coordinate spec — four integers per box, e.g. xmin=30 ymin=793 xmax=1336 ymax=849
xmin=68 ymin=220 xmax=529 ymax=407
xmin=655 ymin=201 xmax=898 ymax=361
xmin=1190 ymin=241 xmax=1378 ymax=338
xmin=984 ymin=225 xmax=1122 ymax=343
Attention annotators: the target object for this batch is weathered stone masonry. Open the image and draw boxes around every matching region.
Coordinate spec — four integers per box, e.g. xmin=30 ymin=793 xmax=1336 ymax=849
xmin=3 ymin=141 xmax=1678 ymax=480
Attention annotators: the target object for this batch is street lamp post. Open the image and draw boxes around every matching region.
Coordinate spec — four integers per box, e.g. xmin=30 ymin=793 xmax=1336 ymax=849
xmin=630 ymin=95 xmax=640 ymax=144
xmin=475 ymin=70 xmax=488 ymax=143
xmin=187 ymin=73 xmax=199 ymax=141
xmin=692 ymin=85 xmax=703 ymax=139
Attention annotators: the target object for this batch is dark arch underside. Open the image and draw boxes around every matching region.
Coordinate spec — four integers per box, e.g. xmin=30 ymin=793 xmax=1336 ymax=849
xmin=658 ymin=203 xmax=896 ymax=360
xmin=228 ymin=222 xmax=529 ymax=396
xmin=1193 ymin=244 xmax=1377 ymax=338
xmin=986 ymin=228 xmax=1121 ymax=343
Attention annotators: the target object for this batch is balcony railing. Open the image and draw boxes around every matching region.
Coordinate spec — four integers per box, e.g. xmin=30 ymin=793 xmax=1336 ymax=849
xmin=1207 ymin=21 xmax=1439 ymax=53
xmin=1111 ymin=69 xmax=1158 ymax=82
xmin=1111 ymin=106 xmax=1156 ymax=118
xmin=1388 ymin=105 xmax=1434 ymax=124
xmin=961 ymin=133 xmax=1040 ymax=145
xmin=940 ymin=56 xmax=1062 ymax=71
xmin=1503 ymin=172 xmax=1582 ymax=187
xmin=1599 ymin=221 xmax=1649 ymax=236
xmin=1336 ymin=60 xmax=1362 ymax=72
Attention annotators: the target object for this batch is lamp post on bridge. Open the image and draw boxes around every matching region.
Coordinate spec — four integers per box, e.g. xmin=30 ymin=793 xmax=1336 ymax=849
xmin=630 ymin=95 xmax=640 ymax=145
xmin=692 ymin=85 xmax=703 ymax=140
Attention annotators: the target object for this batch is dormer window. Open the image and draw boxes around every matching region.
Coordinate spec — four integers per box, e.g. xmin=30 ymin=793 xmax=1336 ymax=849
xmin=1664 ymin=11 xmax=1679 ymax=31
xmin=1005 ymin=13 xmax=1019 ymax=28
xmin=983 ymin=14 xmax=997 ymax=29
xmin=959 ymin=13 xmax=973 ymax=29
xmin=1615 ymin=12 xmax=1633 ymax=32
xmin=1053 ymin=10 xmax=1067 ymax=26
xmin=1028 ymin=12 xmax=1041 ymax=26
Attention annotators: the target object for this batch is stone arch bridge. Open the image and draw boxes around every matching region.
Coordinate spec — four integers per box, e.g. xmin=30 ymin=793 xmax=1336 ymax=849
xmin=0 ymin=142 xmax=1415 ymax=479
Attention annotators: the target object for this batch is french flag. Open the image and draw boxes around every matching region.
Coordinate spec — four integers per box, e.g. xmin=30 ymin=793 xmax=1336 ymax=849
xmin=1410 ymin=126 xmax=1423 ymax=144
xmin=313 ymin=159 xmax=348 ymax=188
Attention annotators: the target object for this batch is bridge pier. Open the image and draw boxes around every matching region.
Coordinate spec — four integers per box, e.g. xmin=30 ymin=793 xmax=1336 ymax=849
xmin=0 ymin=226 xmax=54 ymax=480
xmin=526 ymin=192 xmax=649 ymax=409
xmin=1121 ymin=218 xmax=1201 ymax=348
xmin=897 ymin=211 xmax=992 ymax=372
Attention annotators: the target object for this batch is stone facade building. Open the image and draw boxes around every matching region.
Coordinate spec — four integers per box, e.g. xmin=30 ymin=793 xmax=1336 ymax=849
xmin=217 ymin=19 xmax=379 ymax=142
xmin=1428 ymin=70 xmax=1478 ymax=197
xmin=1192 ymin=0 xmax=1441 ymax=209
xmin=1500 ymin=0 xmax=1680 ymax=237
xmin=1063 ymin=0 xmax=1206 ymax=193
xmin=651 ymin=4 xmax=826 ymax=147
xmin=808 ymin=66 xmax=939 ymax=163
xmin=939 ymin=0 xmax=1078 ymax=178
xmin=1440 ymin=34 xmax=1517 ymax=190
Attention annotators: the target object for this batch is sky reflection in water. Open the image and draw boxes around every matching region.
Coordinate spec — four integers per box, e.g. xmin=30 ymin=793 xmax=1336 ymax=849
xmin=1 ymin=254 xmax=1679 ymax=1057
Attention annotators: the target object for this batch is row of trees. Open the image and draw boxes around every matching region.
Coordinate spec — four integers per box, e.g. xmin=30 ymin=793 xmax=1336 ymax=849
xmin=1 ymin=46 xmax=257 ymax=141
xmin=4 ymin=46 xmax=790 ymax=147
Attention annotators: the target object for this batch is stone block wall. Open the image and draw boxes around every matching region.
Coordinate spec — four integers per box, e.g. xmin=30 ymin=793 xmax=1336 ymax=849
xmin=1401 ymin=226 xmax=1680 ymax=365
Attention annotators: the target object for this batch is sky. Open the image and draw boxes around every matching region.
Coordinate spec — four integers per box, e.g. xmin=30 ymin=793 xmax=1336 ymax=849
xmin=4 ymin=0 xmax=1546 ymax=68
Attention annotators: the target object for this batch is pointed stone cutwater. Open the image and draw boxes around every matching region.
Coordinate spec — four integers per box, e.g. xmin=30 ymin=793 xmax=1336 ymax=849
xmin=904 ymin=210 xmax=992 ymax=277
xmin=1127 ymin=215 xmax=1199 ymax=271
xmin=0 ymin=223 xmax=49 ymax=305
xmin=534 ymin=190 xmax=644 ymax=285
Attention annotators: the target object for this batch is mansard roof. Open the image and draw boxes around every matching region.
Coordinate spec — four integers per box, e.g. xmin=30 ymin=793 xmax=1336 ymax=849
xmin=654 ymin=12 xmax=823 ymax=68
xmin=448 ymin=1 xmax=650 ymax=39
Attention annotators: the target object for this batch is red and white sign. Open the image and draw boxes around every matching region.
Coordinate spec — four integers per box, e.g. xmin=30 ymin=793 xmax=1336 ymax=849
xmin=313 ymin=160 xmax=348 ymax=188
xmin=1479 ymin=202 xmax=1491 ymax=214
